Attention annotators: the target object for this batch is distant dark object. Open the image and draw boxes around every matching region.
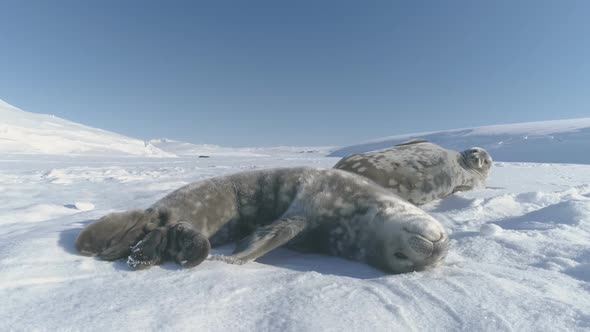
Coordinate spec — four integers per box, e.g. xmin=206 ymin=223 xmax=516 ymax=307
xmin=297 ymin=150 xmax=316 ymax=154
xmin=198 ymin=155 xmax=210 ymax=158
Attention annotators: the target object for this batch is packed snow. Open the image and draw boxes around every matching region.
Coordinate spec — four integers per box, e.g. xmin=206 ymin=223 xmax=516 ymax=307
xmin=2 ymin=154 xmax=590 ymax=331
xmin=1 ymin=100 xmax=590 ymax=331
xmin=330 ymin=118 xmax=590 ymax=164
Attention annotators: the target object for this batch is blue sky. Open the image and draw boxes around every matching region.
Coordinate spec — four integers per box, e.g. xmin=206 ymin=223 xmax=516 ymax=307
xmin=1 ymin=1 xmax=589 ymax=147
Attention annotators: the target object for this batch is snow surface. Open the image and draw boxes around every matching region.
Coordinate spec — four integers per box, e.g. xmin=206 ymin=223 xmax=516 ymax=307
xmin=1 ymin=98 xmax=589 ymax=330
xmin=2 ymin=151 xmax=590 ymax=331
xmin=330 ymin=118 xmax=590 ymax=164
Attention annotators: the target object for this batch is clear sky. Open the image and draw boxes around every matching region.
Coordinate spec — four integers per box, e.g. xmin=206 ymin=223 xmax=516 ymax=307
xmin=1 ymin=1 xmax=589 ymax=147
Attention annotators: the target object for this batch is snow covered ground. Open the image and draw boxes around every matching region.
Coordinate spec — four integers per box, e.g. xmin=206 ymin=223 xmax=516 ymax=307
xmin=2 ymin=152 xmax=590 ymax=331
xmin=330 ymin=118 xmax=590 ymax=164
xmin=1 ymin=99 xmax=589 ymax=331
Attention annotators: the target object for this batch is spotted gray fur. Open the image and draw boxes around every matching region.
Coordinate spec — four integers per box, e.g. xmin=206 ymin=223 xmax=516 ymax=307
xmin=333 ymin=140 xmax=492 ymax=205
xmin=75 ymin=167 xmax=449 ymax=274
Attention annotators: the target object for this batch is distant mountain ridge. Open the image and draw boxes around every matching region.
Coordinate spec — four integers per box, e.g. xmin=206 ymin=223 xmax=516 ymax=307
xmin=330 ymin=118 xmax=590 ymax=164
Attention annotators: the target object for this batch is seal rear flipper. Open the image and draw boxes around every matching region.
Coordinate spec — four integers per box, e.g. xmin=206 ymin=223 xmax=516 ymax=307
xmin=165 ymin=222 xmax=211 ymax=268
xmin=223 ymin=215 xmax=308 ymax=263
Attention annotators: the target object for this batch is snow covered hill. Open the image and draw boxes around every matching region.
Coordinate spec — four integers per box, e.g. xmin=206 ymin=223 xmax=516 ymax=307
xmin=330 ymin=118 xmax=590 ymax=164
xmin=0 ymin=99 xmax=174 ymax=157
xmin=0 ymin=99 xmax=332 ymax=159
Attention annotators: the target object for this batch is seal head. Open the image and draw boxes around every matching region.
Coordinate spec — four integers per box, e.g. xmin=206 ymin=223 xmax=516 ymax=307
xmin=460 ymin=147 xmax=492 ymax=177
xmin=375 ymin=211 xmax=449 ymax=273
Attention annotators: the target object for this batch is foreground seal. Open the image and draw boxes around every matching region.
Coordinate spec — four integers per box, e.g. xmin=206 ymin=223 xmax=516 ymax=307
xmin=76 ymin=167 xmax=449 ymax=274
xmin=333 ymin=140 xmax=492 ymax=205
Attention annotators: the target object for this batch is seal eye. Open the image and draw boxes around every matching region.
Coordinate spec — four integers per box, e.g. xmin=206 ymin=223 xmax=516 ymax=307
xmin=394 ymin=252 xmax=408 ymax=259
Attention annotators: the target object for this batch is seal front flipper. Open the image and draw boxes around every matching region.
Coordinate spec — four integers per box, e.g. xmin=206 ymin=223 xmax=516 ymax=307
xmin=214 ymin=216 xmax=308 ymax=264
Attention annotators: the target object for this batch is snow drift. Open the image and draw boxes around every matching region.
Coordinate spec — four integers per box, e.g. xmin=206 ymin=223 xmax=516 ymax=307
xmin=330 ymin=118 xmax=590 ymax=164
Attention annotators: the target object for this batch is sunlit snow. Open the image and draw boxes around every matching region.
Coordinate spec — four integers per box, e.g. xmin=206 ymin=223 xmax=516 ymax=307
xmin=1 ymin=100 xmax=589 ymax=331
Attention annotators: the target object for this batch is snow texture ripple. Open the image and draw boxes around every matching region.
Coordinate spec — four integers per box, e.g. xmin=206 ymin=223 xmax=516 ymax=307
xmin=1 ymin=153 xmax=590 ymax=331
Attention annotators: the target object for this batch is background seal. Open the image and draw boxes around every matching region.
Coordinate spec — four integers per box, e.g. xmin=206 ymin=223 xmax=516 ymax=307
xmin=333 ymin=140 xmax=492 ymax=205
